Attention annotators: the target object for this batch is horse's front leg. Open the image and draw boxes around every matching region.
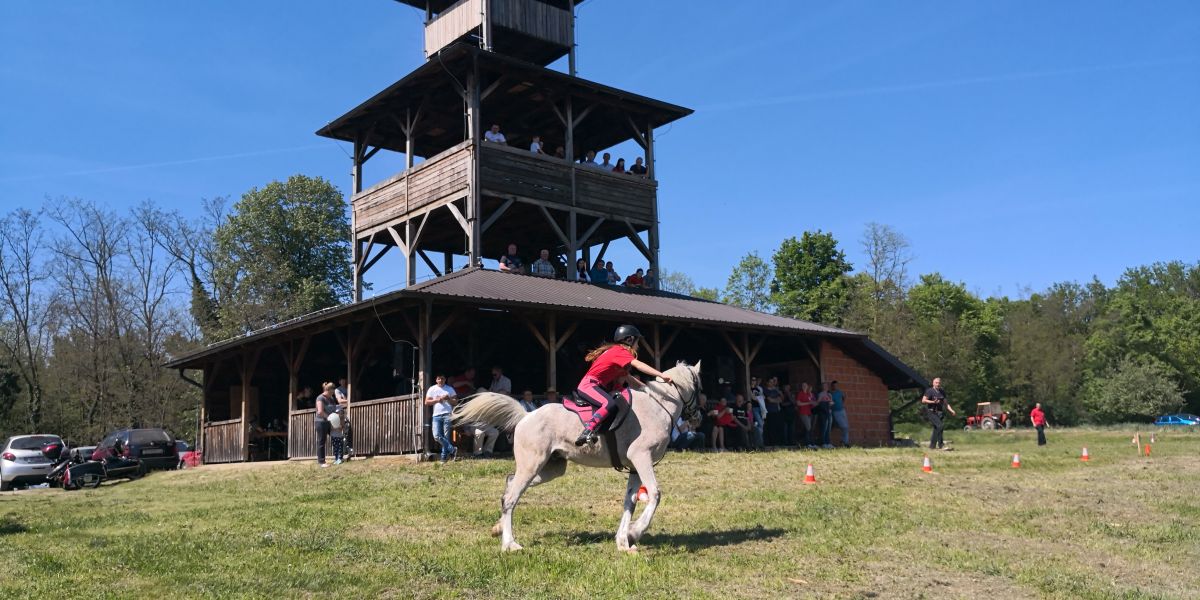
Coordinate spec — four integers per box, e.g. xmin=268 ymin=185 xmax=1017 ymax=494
xmin=627 ymin=454 xmax=661 ymax=546
xmin=615 ymin=471 xmax=641 ymax=552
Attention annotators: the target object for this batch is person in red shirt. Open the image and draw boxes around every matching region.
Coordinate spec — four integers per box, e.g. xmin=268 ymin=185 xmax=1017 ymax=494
xmin=1030 ymin=403 xmax=1048 ymax=446
xmin=795 ymin=382 xmax=815 ymax=449
xmin=573 ymin=324 xmax=672 ymax=446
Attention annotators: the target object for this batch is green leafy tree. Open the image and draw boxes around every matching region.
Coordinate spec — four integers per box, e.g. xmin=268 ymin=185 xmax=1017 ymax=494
xmin=208 ymin=175 xmax=352 ymax=338
xmin=693 ymin=287 xmax=721 ymax=301
xmin=1081 ymin=357 xmax=1186 ymax=422
xmin=904 ymin=273 xmax=1002 ymax=406
xmin=722 ymin=252 xmax=773 ymax=312
xmin=770 ymin=231 xmax=852 ymax=325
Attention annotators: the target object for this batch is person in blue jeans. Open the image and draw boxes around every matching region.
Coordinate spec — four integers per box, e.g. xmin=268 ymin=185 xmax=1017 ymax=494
xmin=815 ymin=382 xmax=834 ymax=449
xmin=830 ymin=380 xmax=851 ymax=447
xmin=425 ymin=374 xmax=459 ymax=462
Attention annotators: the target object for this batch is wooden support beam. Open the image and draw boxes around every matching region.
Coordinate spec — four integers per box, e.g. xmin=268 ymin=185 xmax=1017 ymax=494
xmin=572 ymin=104 xmax=596 ymax=128
xmin=597 ymin=240 xmax=610 ymax=262
xmin=626 ymin=114 xmax=647 ymax=149
xmin=418 ymin=250 xmax=443 ymax=277
xmin=363 ymin=145 xmax=383 ymax=162
xmin=578 ymin=217 xmax=605 ymax=247
xmin=721 ymin=330 xmax=746 ymax=364
xmin=361 ymin=244 xmax=390 ymax=275
xmin=480 ymin=75 xmax=505 ymax=101
xmin=431 ymin=309 xmax=460 ymax=343
xmin=387 ymin=225 xmax=409 ymax=255
xmin=357 ymin=231 xmax=377 ymax=271
xmin=521 ymin=315 xmax=550 ymax=350
xmin=445 ymin=200 xmax=469 ymax=236
xmin=555 ymin=322 xmax=578 ymax=351
xmin=538 ymin=205 xmax=571 ymax=247
xmin=481 ymin=198 xmax=514 ymax=233
xmin=550 ymin=99 xmax=567 ymax=126
xmin=547 ymin=313 xmax=558 ymax=389
xmin=624 ymin=219 xmax=652 ymax=261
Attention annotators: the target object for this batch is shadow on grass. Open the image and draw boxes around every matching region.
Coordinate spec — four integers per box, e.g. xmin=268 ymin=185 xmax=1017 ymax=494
xmin=0 ymin=517 xmax=28 ymax=536
xmin=564 ymin=526 xmax=785 ymax=552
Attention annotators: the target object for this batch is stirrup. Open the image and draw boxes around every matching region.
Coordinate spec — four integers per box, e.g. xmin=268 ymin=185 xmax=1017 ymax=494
xmin=574 ymin=429 xmax=598 ymax=446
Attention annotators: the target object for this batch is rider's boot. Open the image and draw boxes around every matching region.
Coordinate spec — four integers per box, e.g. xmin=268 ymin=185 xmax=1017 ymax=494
xmin=574 ymin=428 xmax=599 ymax=446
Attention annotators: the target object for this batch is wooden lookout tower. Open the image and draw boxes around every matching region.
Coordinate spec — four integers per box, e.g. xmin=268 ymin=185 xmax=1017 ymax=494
xmin=316 ymin=0 xmax=693 ymax=299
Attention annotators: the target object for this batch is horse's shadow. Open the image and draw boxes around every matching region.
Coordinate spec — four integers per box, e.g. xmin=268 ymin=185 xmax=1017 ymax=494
xmin=562 ymin=525 xmax=785 ymax=552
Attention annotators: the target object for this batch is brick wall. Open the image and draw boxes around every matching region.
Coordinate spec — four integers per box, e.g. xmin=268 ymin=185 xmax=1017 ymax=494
xmin=820 ymin=340 xmax=891 ymax=446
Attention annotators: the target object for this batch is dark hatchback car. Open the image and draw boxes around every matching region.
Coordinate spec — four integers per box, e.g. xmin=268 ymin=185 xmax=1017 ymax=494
xmin=92 ymin=428 xmax=178 ymax=472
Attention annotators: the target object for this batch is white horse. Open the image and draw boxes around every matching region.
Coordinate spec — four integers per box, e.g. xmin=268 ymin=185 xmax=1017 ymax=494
xmin=451 ymin=361 xmax=701 ymax=552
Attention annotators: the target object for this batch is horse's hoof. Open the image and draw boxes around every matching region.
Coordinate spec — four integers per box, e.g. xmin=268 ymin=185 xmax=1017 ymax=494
xmin=502 ymin=542 xmax=523 ymax=552
xmin=491 ymin=523 xmax=502 ymax=537
xmin=625 ymin=545 xmax=638 ymax=554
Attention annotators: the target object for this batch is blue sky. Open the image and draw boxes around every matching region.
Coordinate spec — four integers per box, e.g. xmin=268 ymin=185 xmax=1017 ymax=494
xmin=2 ymin=1 xmax=1197 ymax=300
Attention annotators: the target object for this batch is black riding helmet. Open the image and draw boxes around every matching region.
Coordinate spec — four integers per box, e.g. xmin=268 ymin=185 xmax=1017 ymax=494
xmin=613 ymin=324 xmax=642 ymax=345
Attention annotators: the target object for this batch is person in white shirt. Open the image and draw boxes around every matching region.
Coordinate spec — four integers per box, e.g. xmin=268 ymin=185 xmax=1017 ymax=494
xmin=424 ymin=375 xmax=458 ymax=462
xmin=473 ymin=366 xmax=512 ymax=457
xmin=598 ymin=152 xmax=615 ymax=170
xmin=518 ymin=390 xmax=538 ymax=413
xmin=484 ymin=124 xmax=507 ymax=144
xmin=529 ymin=135 xmax=544 ymax=154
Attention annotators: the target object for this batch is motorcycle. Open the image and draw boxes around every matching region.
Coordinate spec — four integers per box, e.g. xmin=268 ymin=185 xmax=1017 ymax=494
xmin=42 ymin=440 xmax=142 ymax=491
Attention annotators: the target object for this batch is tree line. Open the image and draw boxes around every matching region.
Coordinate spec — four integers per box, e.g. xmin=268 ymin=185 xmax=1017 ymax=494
xmin=0 ymin=175 xmax=351 ymax=442
xmin=661 ymin=225 xmax=1196 ymax=425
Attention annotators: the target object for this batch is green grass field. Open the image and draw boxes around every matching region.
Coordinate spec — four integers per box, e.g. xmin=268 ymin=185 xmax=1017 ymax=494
xmin=2 ymin=426 xmax=1197 ymax=599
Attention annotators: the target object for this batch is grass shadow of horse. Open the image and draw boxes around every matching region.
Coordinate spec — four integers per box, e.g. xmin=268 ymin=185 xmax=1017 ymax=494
xmin=562 ymin=525 xmax=786 ymax=552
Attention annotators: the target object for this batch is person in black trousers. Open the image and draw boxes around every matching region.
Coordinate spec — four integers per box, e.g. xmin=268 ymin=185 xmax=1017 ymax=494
xmin=920 ymin=378 xmax=957 ymax=450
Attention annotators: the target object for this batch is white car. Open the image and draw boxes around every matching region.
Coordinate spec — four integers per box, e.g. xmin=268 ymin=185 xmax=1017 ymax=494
xmin=1 ymin=434 xmax=62 ymax=491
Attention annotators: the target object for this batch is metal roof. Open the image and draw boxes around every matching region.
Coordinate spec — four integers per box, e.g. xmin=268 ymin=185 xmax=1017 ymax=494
xmin=163 ymin=268 xmax=924 ymax=388
xmin=409 ymin=268 xmax=856 ymax=336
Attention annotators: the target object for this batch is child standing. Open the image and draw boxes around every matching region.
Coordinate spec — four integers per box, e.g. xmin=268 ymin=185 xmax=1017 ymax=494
xmin=329 ymin=407 xmax=346 ymax=465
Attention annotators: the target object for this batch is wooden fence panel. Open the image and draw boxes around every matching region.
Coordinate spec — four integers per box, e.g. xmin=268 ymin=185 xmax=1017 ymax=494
xmin=202 ymin=419 xmax=244 ymax=464
xmin=349 ymin=395 xmax=423 ymax=456
xmin=289 ymin=409 xmax=316 ymax=460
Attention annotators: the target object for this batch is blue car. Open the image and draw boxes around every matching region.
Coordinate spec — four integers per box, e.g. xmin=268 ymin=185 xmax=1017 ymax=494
xmin=1153 ymin=414 xmax=1200 ymax=426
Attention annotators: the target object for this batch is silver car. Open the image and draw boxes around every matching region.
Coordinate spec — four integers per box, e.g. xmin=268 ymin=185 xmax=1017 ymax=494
xmin=1 ymin=434 xmax=62 ymax=491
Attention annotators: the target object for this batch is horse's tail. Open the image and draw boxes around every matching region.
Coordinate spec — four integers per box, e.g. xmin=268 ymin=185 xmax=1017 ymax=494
xmin=451 ymin=392 xmax=528 ymax=432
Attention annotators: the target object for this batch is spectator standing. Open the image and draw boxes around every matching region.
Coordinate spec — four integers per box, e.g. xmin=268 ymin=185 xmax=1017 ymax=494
xmin=529 ymin=135 xmax=544 ymax=154
xmin=605 ymin=261 xmax=620 ymax=285
xmin=575 ymin=258 xmax=590 ymax=282
xmin=748 ymin=377 xmax=766 ymax=450
xmin=554 ymin=146 xmax=565 ymax=159
xmin=815 ymin=382 xmax=834 ymax=449
xmin=335 ymin=378 xmax=349 ymax=405
xmin=624 ymin=268 xmax=645 ymax=287
xmin=580 ymin=150 xmax=598 ymax=166
xmin=589 ymin=259 xmax=608 ymax=285
xmin=920 ymin=377 xmax=955 ymax=450
xmin=499 ymin=243 xmax=524 ymax=273
xmin=708 ymin=397 xmax=733 ymax=451
xmin=530 ymin=249 xmax=556 ymax=277
xmin=329 ymin=407 xmax=346 ymax=465
xmin=599 ymin=152 xmax=615 ymax=170
xmin=830 ymin=380 xmax=851 ymax=447
xmin=780 ymin=383 xmax=797 ymax=446
xmin=425 ymin=375 xmax=458 ymax=463
xmin=763 ymin=377 xmax=783 ymax=446
xmin=612 ymin=158 xmax=626 ymax=174
xmin=484 ymin=124 xmax=507 ymax=144
xmin=314 ymin=382 xmax=337 ymax=467
xmin=1031 ymin=402 xmax=1048 ymax=446
xmin=795 ymin=382 xmax=815 ymax=448
xmin=642 ymin=268 xmax=657 ymax=289
xmin=629 ymin=157 xmax=648 ymax=177
xmin=296 ymin=385 xmax=314 ymax=410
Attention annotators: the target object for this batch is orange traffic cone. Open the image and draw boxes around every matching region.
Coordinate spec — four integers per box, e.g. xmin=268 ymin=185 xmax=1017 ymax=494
xmin=1144 ymin=444 xmax=1151 ymax=457
xmin=922 ymin=455 xmax=933 ymax=473
xmin=636 ymin=485 xmax=649 ymax=502
xmin=1011 ymin=453 xmax=1021 ymax=468
xmin=1080 ymin=447 xmax=1090 ymax=461
xmin=803 ymin=463 xmax=817 ymax=484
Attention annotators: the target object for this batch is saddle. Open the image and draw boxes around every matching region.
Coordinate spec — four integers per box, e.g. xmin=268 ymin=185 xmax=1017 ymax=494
xmin=563 ymin=387 xmax=634 ymax=472
xmin=563 ymin=387 xmax=632 ymax=432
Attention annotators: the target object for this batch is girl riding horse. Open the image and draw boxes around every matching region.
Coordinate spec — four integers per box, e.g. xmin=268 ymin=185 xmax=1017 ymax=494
xmin=574 ymin=324 xmax=673 ymax=446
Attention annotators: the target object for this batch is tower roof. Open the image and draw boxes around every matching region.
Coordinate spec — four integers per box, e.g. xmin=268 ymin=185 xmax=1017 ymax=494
xmin=316 ymin=43 xmax=692 ymax=159
xmin=393 ymin=0 xmax=583 ymax=14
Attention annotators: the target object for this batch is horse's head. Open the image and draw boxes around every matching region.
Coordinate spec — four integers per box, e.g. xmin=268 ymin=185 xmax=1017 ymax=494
xmin=662 ymin=360 xmax=702 ymax=421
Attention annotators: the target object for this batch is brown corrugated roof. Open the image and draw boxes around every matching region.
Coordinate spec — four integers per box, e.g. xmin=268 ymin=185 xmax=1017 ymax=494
xmin=409 ymin=267 xmax=857 ymax=336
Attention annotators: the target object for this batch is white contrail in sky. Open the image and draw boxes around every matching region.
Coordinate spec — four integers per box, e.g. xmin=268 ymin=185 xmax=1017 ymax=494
xmin=697 ymin=57 xmax=1199 ymax=112
xmin=0 ymin=143 xmax=336 ymax=183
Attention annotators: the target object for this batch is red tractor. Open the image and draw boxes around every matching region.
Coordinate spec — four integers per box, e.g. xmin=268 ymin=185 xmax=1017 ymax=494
xmin=964 ymin=402 xmax=1010 ymax=430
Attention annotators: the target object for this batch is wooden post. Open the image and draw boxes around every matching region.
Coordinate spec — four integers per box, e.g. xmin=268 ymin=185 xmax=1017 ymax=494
xmin=568 ymin=210 xmax=578 ymax=280
xmin=567 ymin=0 xmax=576 ymax=76
xmin=405 ymin=219 xmax=416 ymax=286
xmin=466 ymin=59 xmax=482 ymax=266
xmin=547 ymin=313 xmax=558 ymax=390
xmin=482 ymin=0 xmax=493 ymax=51
xmin=419 ymin=301 xmax=433 ymax=455
xmin=653 ymin=323 xmax=662 ymax=370
xmin=351 ymin=137 xmax=364 ymax=302
xmin=444 ymin=252 xmax=453 ymax=275
xmin=345 ymin=324 xmax=354 ymax=410
xmin=741 ymin=332 xmax=752 ymax=395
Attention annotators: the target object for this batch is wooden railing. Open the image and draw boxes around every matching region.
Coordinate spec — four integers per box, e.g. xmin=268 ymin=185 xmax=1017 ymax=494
xmin=480 ymin=143 xmax=657 ymax=223
xmin=288 ymin=409 xmax=317 ymax=460
xmin=348 ymin=394 xmax=423 ymax=456
xmin=202 ymin=419 xmax=244 ymax=464
xmin=288 ymin=395 xmax=423 ymax=460
xmin=352 ymin=142 xmax=472 ymax=234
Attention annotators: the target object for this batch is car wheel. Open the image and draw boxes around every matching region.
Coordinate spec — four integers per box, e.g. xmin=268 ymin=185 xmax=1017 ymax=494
xmin=0 ymin=480 xmax=10 ymax=492
xmin=86 ymin=477 xmax=102 ymax=489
